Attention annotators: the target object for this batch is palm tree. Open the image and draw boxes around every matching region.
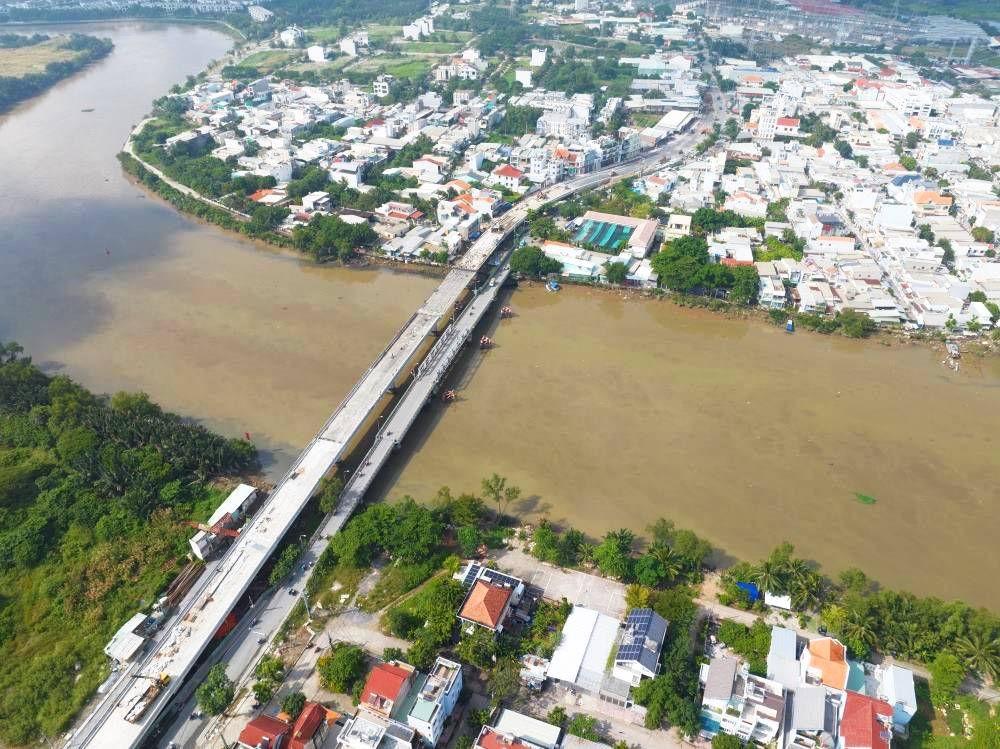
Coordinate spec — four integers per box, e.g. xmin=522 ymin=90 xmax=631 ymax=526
xmin=649 ymin=542 xmax=684 ymax=584
xmin=753 ymin=558 xmax=789 ymax=596
xmin=577 ymin=541 xmax=595 ymax=567
xmin=790 ymin=571 xmax=823 ymax=612
xmin=842 ymin=611 xmax=877 ymax=657
xmin=607 ymin=528 xmax=635 ymax=554
xmin=954 ymin=631 xmax=1000 ymax=685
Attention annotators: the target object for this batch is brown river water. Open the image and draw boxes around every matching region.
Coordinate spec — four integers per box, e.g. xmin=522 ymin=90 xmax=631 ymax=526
xmin=0 ymin=24 xmax=997 ymax=607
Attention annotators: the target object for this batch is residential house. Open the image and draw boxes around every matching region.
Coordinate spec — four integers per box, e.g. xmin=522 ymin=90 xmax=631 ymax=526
xmin=664 ymin=213 xmax=692 ymax=240
xmin=841 ymin=692 xmax=894 ymax=749
xmin=456 ymin=563 xmax=524 ymax=633
xmin=873 ymin=665 xmax=917 ymax=733
xmin=404 ymin=657 xmax=463 ymax=746
xmin=491 ymin=164 xmax=525 ymax=191
xmin=474 ymin=709 xmax=561 ymax=749
xmin=700 ymin=657 xmax=787 ymax=743
xmin=612 ymin=608 xmax=668 ymax=686
xmin=359 ymin=662 xmax=415 ymax=719
xmin=801 ymin=637 xmax=849 ymax=691
xmin=337 ymin=710 xmax=415 ymax=749
xmin=238 ymin=715 xmax=290 ymax=749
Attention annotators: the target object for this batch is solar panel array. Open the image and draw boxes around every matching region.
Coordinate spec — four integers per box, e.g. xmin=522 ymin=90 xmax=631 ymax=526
xmin=616 ymin=608 xmax=654 ymax=662
xmin=460 ymin=562 xmax=483 ymax=588
xmin=459 ymin=563 xmax=522 ymax=590
xmin=481 ymin=567 xmax=522 ymax=589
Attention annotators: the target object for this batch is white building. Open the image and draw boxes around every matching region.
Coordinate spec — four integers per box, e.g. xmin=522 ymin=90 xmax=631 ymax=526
xmin=406 ymin=658 xmax=463 ymax=746
xmin=530 ymin=48 xmax=548 ymax=67
xmin=373 ymin=74 xmax=396 ymax=98
xmin=307 ymin=45 xmax=326 ymax=63
xmin=515 ymin=69 xmax=533 ymax=89
xmin=279 ymin=25 xmax=304 ymax=47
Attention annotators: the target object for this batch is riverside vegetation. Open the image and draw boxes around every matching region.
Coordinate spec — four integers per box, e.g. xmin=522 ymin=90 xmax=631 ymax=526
xmin=0 ymin=342 xmax=256 ymax=745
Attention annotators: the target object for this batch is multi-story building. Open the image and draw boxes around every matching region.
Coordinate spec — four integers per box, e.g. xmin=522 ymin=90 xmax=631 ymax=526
xmin=700 ymin=657 xmax=787 ymax=744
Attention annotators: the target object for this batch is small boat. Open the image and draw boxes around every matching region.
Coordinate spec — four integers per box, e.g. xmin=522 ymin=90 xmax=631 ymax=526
xmin=854 ymin=493 xmax=877 ymax=505
xmin=441 ymin=389 xmax=456 ymax=402
xmin=81 ymin=108 xmax=95 ymax=113
xmin=946 ymin=342 xmax=961 ymax=359
xmin=546 ymin=279 xmax=560 ymax=292
xmin=499 ymin=306 xmax=514 ymax=319
xmin=785 ymin=319 xmax=795 ymax=333
xmin=479 ymin=336 xmax=493 ymax=349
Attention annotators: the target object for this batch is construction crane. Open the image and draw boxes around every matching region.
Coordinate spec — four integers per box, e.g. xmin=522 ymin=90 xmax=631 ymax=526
xmin=182 ymin=513 xmax=240 ymax=539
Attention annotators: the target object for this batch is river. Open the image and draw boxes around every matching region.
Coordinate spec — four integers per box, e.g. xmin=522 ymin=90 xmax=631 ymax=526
xmin=0 ymin=22 xmax=438 ymax=467
xmin=1 ymin=23 xmax=997 ymax=609
xmin=376 ymin=285 xmax=1000 ymax=608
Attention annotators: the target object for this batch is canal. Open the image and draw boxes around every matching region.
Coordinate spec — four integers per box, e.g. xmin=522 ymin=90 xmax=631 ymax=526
xmin=1 ymin=23 xmax=997 ymax=608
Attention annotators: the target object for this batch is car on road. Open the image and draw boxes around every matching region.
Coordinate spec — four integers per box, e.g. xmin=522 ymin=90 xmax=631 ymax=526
xmin=288 ymin=588 xmax=298 ymax=595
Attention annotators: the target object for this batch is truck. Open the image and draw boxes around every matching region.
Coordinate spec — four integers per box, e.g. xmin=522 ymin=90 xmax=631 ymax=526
xmin=124 ymin=673 xmax=171 ymax=723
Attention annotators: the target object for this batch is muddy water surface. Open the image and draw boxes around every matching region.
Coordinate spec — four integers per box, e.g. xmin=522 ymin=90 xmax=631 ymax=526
xmin=377 ymin=286 xmax=1000 ymax=608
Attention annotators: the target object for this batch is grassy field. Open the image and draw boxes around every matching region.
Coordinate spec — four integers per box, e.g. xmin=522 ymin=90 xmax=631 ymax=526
xmin=366 ymin=24 xmax=403 ymax=42
xmin=632 ymin=113 xmax=663 ymax=128
xmin=240 ymin=49 xmax=300 ymax=73
xmin=0 ymin=38 xmax=78 ymax=77
xmin=401 ymin=41 xmax=462 ymax=54
xmin=350 ymin=54 xmax=434 ymax=78
xmin=286 ymin=56 xmax=354 ymax=75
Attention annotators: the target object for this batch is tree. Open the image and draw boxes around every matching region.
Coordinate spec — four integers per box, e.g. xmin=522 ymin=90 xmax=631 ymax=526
xmin=635 ymin=554 xmax=667 ymax=588
xmin=317 ymin=475 xmax=343 ymax=514
xmin=723 ymin=117 xmax=739 ymax=139
xmin=489 ymin=658 xmax=521 ymax=705
xmin=594 ymin=529 xmax=634 ymax=580
xmin=625 ymin=583 xmax=652 ymax=610
xmin=317 ymin=645 xmax=366 ymax=693
xmin=456 ymin=626 xmax=498 ymax=670
xmin=905 ymin=131 xmax=920 ymax=149
xmin=252 ymin=655 xmax=285 ymax=704
xmin=648 ymin=543 xmax=683 ymax=584
xmin=712 ymin=733 xmax=744 ymax=749
xmin=899 ymin=155 xmax=918 ymax=171
xmin=841 ymin=609 xmax=877 ymax=657
xmin=939 ymin=238 xmax=955 ymax=264
xmin=196 ymin=663 xmax=235 ymax=716
xmin=547 ymin=705 xmax=567 ymax=726
xmin=269 ymin=542 xmax=302 ymax=586
xmin=567 ymin=714 xmax=600 ymax=740
xmin=481 ymin=473 xmax=520 ymax=524
xmin=954 ymin=631 xmax=1000 ymax=684
xmin=972 ymin=226 xmax=994 ymax=244
xmin=929 ymin=652 xmax=965 ymax=704
xmin=281 ymin=691 xmax=306 ymax=719
xmin=604 ymin=261 xmax=628 ymax=285
xmin=729 ymin=265 xmax=759 ymax=305
xmin=510 ymin=245 xmax=562 ymax=277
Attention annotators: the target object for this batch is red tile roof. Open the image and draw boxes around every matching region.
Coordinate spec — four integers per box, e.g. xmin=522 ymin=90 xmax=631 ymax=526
xmin=841 ymin=692 xmax=894 ymax=749
xmin=493 ymin=164 xmax=524 ymax=178
xmin=476 ymin=728 xmax=533 ymax=749
xmin=238 ymin=715 xmax=290 ymax=749
xmin=777 ymin=117 xmax=800 ymax=127
xmin=460 ymin=580 xmax=512 ymax=629
xmin=360 ymin=663 xmax=412 ymax=712
xmin=288 ymin=702 xmax=326 ymax=749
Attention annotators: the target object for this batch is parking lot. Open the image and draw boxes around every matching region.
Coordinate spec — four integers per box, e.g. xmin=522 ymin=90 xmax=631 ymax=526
xmin=493 ymin=548 xmax=626 ymax=618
